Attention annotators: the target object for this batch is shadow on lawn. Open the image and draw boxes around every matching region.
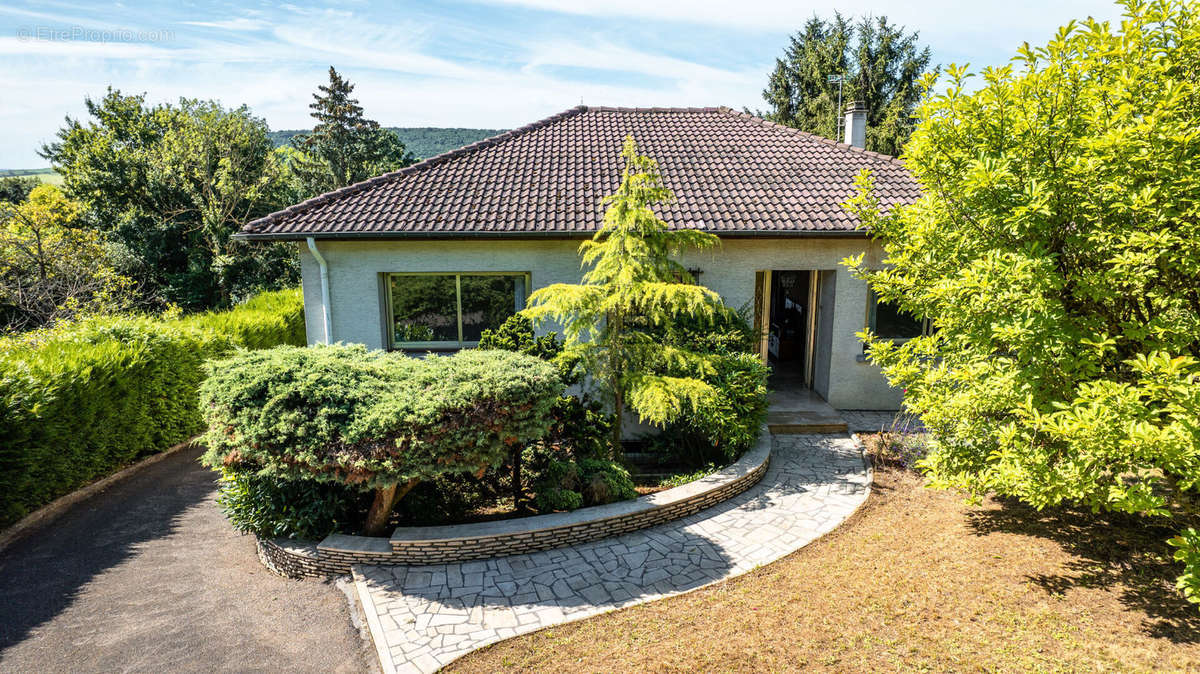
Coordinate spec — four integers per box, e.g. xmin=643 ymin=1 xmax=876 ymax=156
xmin=965 ymin=499 xmax=1200 ymax=643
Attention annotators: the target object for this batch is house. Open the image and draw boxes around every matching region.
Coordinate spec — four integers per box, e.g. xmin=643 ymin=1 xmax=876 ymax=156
xmin=235 ymin=104 xmax=922 ymax=410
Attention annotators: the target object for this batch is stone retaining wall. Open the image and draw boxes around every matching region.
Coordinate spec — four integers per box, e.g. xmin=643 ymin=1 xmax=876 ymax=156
xmin=259 ymin=428 xmax=771 ymax=578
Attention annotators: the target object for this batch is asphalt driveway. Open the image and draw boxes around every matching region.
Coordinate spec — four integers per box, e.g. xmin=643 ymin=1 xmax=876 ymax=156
xmin=0 ymin=446 xmax=373 ymax=673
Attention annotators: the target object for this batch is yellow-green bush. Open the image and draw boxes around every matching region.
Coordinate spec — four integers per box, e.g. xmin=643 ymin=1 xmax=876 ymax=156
xmin=0 ymin=288 xmax=304 ymax=527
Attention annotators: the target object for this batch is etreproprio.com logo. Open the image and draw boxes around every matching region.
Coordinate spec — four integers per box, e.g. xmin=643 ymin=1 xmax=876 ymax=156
xmin=15 ymin=25 xmax=175 ymax=43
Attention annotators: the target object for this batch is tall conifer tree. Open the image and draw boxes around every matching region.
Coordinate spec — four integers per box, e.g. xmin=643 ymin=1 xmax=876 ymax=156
xmin=524 ymin=136 xmax=726 ymax=453
xmin=291 ymin=67 xmax=412 ymax=195
xmin=762 ymin=14 xmax=932 ymax=156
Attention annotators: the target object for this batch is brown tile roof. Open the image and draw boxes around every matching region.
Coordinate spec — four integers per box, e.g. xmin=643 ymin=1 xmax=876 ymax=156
xmin=237 ymin=106 xmax=919 ymax=240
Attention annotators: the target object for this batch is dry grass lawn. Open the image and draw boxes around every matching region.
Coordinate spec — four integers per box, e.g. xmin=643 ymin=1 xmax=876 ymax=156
xmin=451 ymin=458 xmax=1200 ymax=672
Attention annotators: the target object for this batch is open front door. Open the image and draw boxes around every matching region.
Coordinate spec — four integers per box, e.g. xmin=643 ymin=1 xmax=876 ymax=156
xmin=753 ymin=270 xmax=772 ymax=364
xmin=804 ymin=270 xmax=819 ymax=388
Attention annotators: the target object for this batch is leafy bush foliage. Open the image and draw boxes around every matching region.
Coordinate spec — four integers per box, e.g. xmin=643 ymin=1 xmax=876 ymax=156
xmin=0 ymin=288 xmax=305 ymax=527
xmin=650 ymin=307 xmax=769 ymax=466
xmin=533 ymin=485 xmax=583 ymax=513
xmin=479 ymin=313 xmax=581 ymax=384
xmin=532 ymin=457 xmax=636 ymax=513
xmin=478 ymin=314 xmax=616 ymax=511
xmin=215 ymin=468 xmax=368 ymax=540
xmin=1169 ymin=529 xmax=1200 ymax=604
xmin=477 ymin=314 xmax=559 ymax=359
xmin=200 ymin=345 xmax=561 ymax=488
xmin=656 ymin=464 xmax=718 ymax=489
xmin=844 ymin=1 xmax=1200 ymax=603
xmin=544 ymin=395 xmax=613 ymax=460
xmin=0 ymin=184 xmax=136 ymax=331
xmin=199 ymin=344 xmax=562 ymax=533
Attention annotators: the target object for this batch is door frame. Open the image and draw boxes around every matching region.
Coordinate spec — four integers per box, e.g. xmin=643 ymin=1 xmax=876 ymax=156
xmin=755 ymin=269 xmax=821 ymax=389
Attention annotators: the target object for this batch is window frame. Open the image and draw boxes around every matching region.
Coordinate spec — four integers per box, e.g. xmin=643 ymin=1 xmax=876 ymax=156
xmin=385 ymin=271 xmax=531 ymax=350
xmin=864 ymin=289 xmax=932 ymax=351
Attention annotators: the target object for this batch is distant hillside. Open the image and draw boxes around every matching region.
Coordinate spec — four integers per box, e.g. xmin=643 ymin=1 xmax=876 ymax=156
xmin=268 ymin=127 xmax=507 ymax=161
xmin=0 ymin=169 xmax=63 ymax=185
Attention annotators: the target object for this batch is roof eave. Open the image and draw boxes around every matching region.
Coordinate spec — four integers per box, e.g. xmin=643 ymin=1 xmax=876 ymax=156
xmin=233 ymin=228 xmax=872 ymax=242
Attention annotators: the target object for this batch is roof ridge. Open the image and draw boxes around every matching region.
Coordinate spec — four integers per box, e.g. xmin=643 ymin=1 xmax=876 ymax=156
xmin=244 ymin=105 xmax=592 ymax=233
xmin=584 ymin=105 xmax=723 ymax=113
xmin=714 ymin=106 xmax=905 ymax=166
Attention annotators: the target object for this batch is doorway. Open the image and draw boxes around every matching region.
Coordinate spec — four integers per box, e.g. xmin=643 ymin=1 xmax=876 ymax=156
xmin=769 ymin=270 xmax=811 ymax=378
xmin=754 ymin=269 xmax=835 ymax=397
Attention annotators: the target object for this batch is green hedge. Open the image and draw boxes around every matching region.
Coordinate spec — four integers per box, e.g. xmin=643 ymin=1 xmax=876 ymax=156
xmin=0 ymin=288 xmax=305 ymax=528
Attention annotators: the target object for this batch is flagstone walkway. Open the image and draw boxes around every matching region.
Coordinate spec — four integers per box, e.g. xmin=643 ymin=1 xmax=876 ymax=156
xmin=353 ymin=432 xmax=871 ymax=673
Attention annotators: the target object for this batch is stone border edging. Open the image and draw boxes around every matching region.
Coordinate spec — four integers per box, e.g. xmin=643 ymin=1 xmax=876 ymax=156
xmin=0 ymin=438 xmax=198 ymax=553
xmin=257 ymin=427 xmax=773 ymax=578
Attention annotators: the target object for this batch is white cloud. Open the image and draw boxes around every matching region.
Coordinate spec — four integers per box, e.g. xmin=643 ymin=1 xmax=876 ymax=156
xmin=179 ymin=18 xmax=269 ymax=32
xmin=474 ymin=0 xmax=1119 ymax=34
xmin=0 ymin=0 xmax=1130 ymax=167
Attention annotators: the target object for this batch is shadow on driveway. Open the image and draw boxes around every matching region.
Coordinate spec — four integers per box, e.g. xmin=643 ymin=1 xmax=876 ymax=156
xmin=0 ymin=446 xmax=371 ymax=673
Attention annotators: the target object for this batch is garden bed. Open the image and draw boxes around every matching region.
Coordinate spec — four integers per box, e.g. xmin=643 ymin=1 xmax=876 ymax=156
xmin=256 ymin=427 xmax=771 ymax=578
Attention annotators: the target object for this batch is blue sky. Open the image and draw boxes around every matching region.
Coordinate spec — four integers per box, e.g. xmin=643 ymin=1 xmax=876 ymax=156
xmin=1 ymin=0 xmax=1122 ymax=167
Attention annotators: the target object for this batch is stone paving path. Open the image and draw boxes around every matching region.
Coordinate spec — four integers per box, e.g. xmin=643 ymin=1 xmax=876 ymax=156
xmin=353 ymin=433 xmax=870 ymax=673
xmin=840 ymin=409 xmax=924 ymax=434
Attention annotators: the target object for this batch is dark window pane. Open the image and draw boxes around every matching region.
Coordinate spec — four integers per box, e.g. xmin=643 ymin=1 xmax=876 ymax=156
xmin=460 ymin=275 xmax=524 ymax=342
xmin=391 ymin=275 xmax=458 ymax=343
xmin=872 ymin=297 xmax=924 ymax=339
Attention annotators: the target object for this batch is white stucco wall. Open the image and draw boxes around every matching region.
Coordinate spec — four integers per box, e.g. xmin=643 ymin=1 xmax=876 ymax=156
xmin=298 ymin=237 xmax=901 ymax=410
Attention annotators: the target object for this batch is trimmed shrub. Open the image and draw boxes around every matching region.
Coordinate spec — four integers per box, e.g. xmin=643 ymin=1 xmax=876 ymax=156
xmin=180 ymin=287 xmax=307 ymax=350
xmin=215 ymin=468 xmax=369 ymax=541
xmin=532 ymin=457 xmax=636 ymax=513
xmin=0 ymin=288 xmax=305 ymax=528
xmin=534 ymin=486 xmax=583 ymax=513
xmin=199 ymin=345 xmax=562 ymax=534
xmin=200 ymin=346 xmax=561 ymax=487
xmin=578 ymin=458 xmax=637 ymax=505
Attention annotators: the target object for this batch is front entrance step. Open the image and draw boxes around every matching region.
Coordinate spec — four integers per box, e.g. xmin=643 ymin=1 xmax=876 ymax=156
xmin=766 ymin=410 xmax=849 ymax=435
xmin=766 ymin=385 xmax=848 ymax=434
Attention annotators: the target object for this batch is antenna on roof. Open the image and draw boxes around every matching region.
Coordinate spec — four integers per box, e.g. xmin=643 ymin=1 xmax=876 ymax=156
xmin=580 ymin=96 xmax=584 ymax=105
xmin=827 ymin=74 xmax=845 ymax=142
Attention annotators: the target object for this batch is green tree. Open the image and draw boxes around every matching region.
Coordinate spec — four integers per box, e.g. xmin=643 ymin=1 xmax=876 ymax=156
xmin=0 ymin=177 xmax=38 ymax=204
xmin=523 ymin=136 xmax=726 ymax=453
xmin=160 ymin=99 xmax=295 ymax=306
xmin=41 ymin=90 xmax=299 ymax=310
xmin=0 ymin=184 xmax=134 ymax=330
xmin=762 ymin=13 xmax=933 ymax=156
xmin=844 ymin=0 xmax=1200 ymax=602
xmin=290 ymin=67 xmax=412 ymax=195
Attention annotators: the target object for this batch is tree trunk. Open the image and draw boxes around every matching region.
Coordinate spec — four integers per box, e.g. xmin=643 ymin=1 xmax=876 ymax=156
xmin=364 ymin=478 xmax=420 ymax=536
xmin=511 ymin=446 xmax=523 ymax=511
xmin=611 ymin=386 xmax=624 ymax=460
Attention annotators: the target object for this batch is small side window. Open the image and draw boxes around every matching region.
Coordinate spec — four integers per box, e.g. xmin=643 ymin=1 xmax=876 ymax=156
xmin=866 ymin=290 xmax=930 ymax=346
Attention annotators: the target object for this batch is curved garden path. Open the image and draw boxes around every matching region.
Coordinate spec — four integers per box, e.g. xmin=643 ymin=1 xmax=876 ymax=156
xmin=353 ymin=432 xmax=871 ymax=674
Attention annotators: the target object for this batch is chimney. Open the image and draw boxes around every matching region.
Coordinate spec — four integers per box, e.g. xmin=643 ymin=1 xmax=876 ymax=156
xmin=844 ymin=101 xmax=867 ymax=149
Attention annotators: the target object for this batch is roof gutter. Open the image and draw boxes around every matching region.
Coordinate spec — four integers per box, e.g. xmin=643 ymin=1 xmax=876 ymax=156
xmin=238 ymin=229 xmax=872 ymax=242
xmin=305 ymin=237 xmax=332 ymax=344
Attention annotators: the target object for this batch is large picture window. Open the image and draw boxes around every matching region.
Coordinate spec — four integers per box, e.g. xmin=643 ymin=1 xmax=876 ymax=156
xmin=388 ymin=272 xmax=529 ymax=348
